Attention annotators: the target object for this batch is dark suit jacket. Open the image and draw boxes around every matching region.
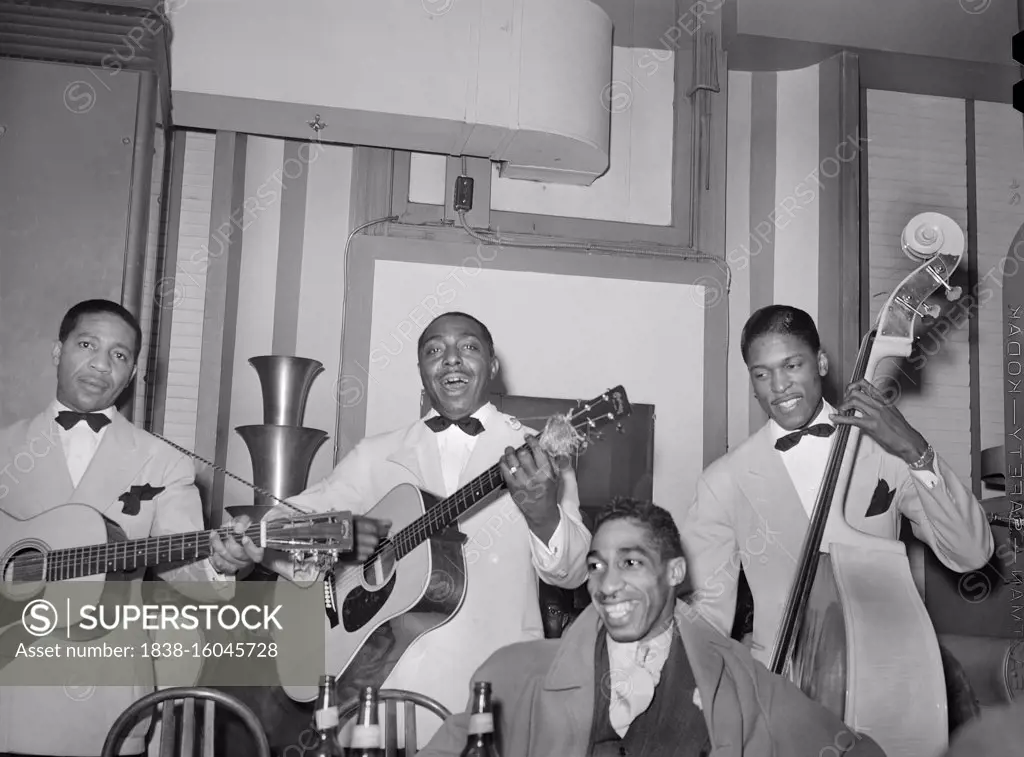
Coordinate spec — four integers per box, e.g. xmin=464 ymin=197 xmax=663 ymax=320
xmin=417 ymin=601 xmax=888 ymax=757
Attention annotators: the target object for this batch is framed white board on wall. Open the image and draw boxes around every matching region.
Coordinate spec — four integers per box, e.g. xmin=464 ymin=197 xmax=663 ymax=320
xmin=335 ymin=235 xmax=728 ymax=526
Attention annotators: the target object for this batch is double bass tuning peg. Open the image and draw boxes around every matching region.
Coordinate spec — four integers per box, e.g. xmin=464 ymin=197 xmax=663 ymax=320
xmin=924 ymin=264 xmax=962 ymax=302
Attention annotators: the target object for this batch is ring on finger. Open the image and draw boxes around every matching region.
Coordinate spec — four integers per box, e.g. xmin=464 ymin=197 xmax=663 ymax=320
xmin=508 ymin=465 xmax=518 ymax=475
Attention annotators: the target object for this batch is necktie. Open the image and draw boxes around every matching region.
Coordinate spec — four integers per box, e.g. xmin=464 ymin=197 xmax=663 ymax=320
xmin=55 ymin=410 xmax=111 ymax=433
xmin=424 ymin=415 xmax=484 ymax=436
xmin=607 ymin=642 xmax=658 ymax=736
xmin=775 ymin=422 xmax=834 ymax=452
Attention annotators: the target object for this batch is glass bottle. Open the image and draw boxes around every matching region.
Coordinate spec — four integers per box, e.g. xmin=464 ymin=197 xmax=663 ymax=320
xmin=347 ymin=686 xmax=383 ymax=757
xmin=459 ymin=681 xmax=500 ymax=757
xmin=311 ymin=674 xmax=342 ymax=757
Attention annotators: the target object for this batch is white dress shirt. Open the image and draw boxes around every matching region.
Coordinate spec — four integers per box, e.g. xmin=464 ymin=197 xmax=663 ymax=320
xmin=53 ymin=399 xmax=114 ymax=488
xmin=605 ymin=623 xmax=675 ymax=736
xmin=769 ymin=400 xmax=943 ymax=545
xmin=425 ymin=402 xmax=569 ymax=561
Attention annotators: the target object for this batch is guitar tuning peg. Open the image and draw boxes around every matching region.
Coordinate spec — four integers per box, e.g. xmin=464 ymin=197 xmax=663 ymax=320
xmin=922 ymin=303 xmax=941 ymax=319
xmin=946 ymin=285 xmax=962 ymax=302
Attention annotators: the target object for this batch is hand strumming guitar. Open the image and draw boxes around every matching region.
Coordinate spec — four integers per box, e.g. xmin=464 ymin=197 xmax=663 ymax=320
xmin=829 ymin=379 xmax=930 ymax=465
xmin=353 ymin=515 xmax=392 ymax=561
xmin=500 ymin=435 xmax=566 ymax=544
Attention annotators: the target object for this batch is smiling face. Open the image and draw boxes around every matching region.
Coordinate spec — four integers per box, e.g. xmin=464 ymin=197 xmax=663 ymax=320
xmin=417 ymin=314 xmax=499 ymax=420
xmin=746 ymin=332 xmax=829 ymax=431
xmin=53 ymin=312 xmax=137 ymax=413
xmin=587 ymin=518 xmax=686 ymax=643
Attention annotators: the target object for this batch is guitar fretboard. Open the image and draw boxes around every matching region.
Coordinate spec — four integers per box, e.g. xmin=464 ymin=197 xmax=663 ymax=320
xmin=11 ymin=524 xmax=263 ymax=582
xmin=391 ymin=464 xmax=507 ymax=560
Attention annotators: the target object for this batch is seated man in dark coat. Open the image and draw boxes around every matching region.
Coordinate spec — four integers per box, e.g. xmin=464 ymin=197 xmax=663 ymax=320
xmin=417 ymin=498 xmax=887 ymax=757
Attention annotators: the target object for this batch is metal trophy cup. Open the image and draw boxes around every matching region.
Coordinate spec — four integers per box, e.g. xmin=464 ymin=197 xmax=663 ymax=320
xmin=228 ymin=355 xmax=328 ymax=524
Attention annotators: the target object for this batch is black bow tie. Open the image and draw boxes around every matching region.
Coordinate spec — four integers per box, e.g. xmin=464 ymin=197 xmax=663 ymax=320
xmin=775 ymin=423 xmax=834 ymax=452
xmin=424 ymin=415 xmax=484 ymax=437
xmin=55 ymin=410 xmax=111 ymax=433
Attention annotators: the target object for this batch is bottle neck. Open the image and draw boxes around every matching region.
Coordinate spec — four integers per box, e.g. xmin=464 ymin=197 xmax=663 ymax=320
xmin=468 ymin=685 xmax=494 ymax=736
xmin=316 ymin=681 xmax=335 ymax=712
xmin=358 ymin=698 xmax=379 ymax=727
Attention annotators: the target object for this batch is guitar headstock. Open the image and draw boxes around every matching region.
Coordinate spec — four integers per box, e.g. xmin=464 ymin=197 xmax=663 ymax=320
xmin=263 ymin=512 xmax=354 ymax=554
xmin=574 ymin=385 xmax=632 ymax=431
xmin=876 ymin=212 xmax=965 ymax=346
xmin=537 ymin=386 xmax=631 ymax=458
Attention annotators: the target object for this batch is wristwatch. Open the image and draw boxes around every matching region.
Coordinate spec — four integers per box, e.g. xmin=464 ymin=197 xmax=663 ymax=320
xmin=908 ymin=444 xmax=936 ymax=472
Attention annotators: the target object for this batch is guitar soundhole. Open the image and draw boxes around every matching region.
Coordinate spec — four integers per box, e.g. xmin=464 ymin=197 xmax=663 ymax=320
xmin=0 ymin=548 xmax=45 ymax=608
xmin=3 ymin=548 xmax=44 ymax=584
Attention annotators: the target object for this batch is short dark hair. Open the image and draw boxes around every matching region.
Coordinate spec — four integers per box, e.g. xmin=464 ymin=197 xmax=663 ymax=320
xmin=58 ymin=299 xmax=142 ymax=360
xmin=740 ymin=305 xmax=821 ymax=364
xmin=417 ymin=311 xmax=495 ymax=356
xmin=592 ymin=497 xmax=684 ymax=562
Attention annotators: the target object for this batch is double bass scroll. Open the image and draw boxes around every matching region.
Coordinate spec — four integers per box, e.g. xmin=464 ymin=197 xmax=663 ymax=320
xmin=769 ymin=213 xmax=966 ymax=757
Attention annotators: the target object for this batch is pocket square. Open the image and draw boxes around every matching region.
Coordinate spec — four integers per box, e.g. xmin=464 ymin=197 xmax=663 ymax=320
xmin=119 ymin=484 xmax=166 ymax=516
xmin=866 ymin=479 xmax=896 ymax=517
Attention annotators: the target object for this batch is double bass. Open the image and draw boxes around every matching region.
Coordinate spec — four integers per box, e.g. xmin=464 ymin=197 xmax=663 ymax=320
xmin=769 ymin=212 xmax=965 ymax=757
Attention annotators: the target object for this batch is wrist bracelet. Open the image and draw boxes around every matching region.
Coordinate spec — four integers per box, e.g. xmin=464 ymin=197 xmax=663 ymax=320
xmin=908 ymin=444 xmax=935 ymax=471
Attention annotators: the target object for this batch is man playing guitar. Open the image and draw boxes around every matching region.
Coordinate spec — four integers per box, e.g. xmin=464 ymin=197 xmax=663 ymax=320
xmin=0 ymin=299 xmax=264 ymax=757
xmin=265 ymin=311 xmax=592 ymax=749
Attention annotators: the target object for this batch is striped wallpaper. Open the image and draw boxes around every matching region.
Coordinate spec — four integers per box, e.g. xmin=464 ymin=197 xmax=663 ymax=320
xmin=865 ymin=90 xmax=971 ymax=485
xmin=725 ymin=56 xmax=856 ymax=450
xmin=220 ymin=136 xmax=354 ymax=509
xmin=155 ymin=134 xmax=355 ymax=515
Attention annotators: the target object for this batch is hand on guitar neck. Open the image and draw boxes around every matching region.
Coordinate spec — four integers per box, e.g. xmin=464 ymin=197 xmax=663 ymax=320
xmin=830 ymin=378 xmax=931 ymax=466
xmin=499 ymin=435 xmax=568 ymax=545
xmin=208 ymin=514 xmax=265 ymax=577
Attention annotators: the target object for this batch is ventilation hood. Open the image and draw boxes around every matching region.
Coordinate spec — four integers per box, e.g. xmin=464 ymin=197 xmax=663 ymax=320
xmin=170 ymin=0 xmax=614 ymax=186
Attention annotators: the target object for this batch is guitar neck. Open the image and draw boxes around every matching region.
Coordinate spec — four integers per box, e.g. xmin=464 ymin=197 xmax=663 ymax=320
xmin=31 ymin=523 xmax=262 ymax=582
xmin=391 ymin=464 xmax=506 ymax=560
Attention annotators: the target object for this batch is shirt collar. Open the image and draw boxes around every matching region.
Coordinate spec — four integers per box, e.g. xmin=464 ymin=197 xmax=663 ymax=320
xmin=606 ymin=621 xmax=675 ymax=673
xmin=768 ymin=399 xmax=835 ymax=442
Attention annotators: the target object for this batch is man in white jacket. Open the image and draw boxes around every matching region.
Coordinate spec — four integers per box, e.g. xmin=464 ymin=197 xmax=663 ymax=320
xmin=266 ymin=311 xmax=592 ymax=748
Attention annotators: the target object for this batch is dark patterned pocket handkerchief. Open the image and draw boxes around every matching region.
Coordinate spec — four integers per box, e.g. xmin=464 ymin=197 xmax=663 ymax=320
xmin=118 ymin=484 xmax=166 ymax=516
xmin=865 ymin=478 xmax=896 ymax=517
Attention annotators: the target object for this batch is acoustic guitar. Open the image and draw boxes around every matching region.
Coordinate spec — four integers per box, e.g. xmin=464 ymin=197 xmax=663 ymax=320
xmin=0 ymin=502 xmax=353 ymax=685
xmin=276 ymin=386 xmax=632 ymax=703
